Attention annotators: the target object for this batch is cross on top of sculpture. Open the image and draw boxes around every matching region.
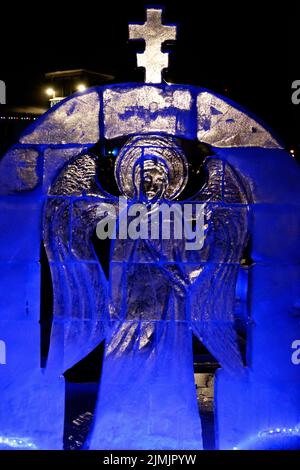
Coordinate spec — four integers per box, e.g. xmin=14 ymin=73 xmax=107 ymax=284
xmin=129 ymin=8 xmax=176 ymax=83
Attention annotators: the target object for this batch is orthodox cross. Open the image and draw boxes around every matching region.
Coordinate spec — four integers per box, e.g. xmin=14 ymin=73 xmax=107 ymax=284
xmin=129 ymin=8 xmax=176 ymax=84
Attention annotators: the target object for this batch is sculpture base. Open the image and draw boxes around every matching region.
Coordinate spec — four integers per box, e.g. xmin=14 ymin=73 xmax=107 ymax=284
xmin=87 ymin=321 xmax=203 ymax=450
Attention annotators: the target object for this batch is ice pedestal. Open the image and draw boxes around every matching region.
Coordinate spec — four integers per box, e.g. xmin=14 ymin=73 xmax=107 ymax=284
xmin=0 ymin=370 xmax=64 ymax=450
xmin=88 ymin=321 xmax=202 ymax=450
xmin=0 ymin=319 xmax=64 ymax=449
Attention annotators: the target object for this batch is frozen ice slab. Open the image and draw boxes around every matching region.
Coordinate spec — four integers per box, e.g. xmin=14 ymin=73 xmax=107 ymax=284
xmin=20 ymin=91 xmax=100 ymax=145
xmin=104 ymin=85 xmax=194 ymax=139
xmin=197 ymin=92 xmax=282 ymax=148
xmin=0 ymin=199 xmax=43 ymax=262
xmin=249 ymin=264 xmax=300 ymax=381
xmin=0 ymin=262 xmax=40 ymax=321
xmin=0 ymin=147 xmax=41 ymax=195
xmin=251 ymin=204 xmax=300 ymax=263
xmin=43 ymin=147 xmax=89 ymax=192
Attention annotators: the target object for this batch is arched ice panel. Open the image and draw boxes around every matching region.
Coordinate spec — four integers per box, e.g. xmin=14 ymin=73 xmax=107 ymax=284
xmin=103 ymin=84 xmax=194 ymax=140
xmin=102 ymin=84 xmax=283 ymax=150
xmin=197 ymin=91 xmax=283 ymax=148
xmin=20 ymin=90 xmax=100 ymax=145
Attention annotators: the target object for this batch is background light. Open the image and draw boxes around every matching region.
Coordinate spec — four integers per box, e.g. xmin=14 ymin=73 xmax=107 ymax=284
xmin=77 ymin=84 xmax=86 ymax=92
xmin=46 ymin=88 xmax=55 ymax=97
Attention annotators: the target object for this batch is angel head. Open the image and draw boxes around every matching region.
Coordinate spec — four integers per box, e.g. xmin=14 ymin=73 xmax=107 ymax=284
xmin=115 ymin=135 xmax=188 ymax=202
xmin=132 ymin=156 xmax=170 ymax=202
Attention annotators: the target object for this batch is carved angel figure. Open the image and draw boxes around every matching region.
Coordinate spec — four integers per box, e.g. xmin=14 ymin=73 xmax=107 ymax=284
xmin=44 ymin=134 xmax=251 ymax=449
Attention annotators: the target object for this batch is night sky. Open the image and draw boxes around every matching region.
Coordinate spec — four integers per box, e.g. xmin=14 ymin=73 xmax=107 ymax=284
xmin=0 ymin=2 xmax=297 ymax=150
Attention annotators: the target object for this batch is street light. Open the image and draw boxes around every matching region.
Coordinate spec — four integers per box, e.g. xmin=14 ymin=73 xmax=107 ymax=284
xmin=46 ymin=87 xmax=55 ymax=98
xmin=77 ymin=84 xmax=86 ymax=92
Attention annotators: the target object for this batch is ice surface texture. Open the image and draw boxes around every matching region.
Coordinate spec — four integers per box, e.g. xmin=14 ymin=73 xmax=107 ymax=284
xmin=0 ymin=84 xmax=297 ymax=451
xmin=128 ymin=8 xmax=176 ymax=84
xmin=197 ymin=92 xmax=282 ymax=148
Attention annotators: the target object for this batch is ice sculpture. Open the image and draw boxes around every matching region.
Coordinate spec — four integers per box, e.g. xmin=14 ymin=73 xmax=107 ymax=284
xmin=0 ymin=7 xmax=299 ymax=451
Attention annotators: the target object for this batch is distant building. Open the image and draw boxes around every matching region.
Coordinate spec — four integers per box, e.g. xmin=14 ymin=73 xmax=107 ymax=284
xmin=45 ymin=69 xmax=114 ymax=106
xmin=0 ymin=69 xmax=114 ymax=156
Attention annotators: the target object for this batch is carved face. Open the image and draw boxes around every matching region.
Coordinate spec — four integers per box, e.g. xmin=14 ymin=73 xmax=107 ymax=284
xmin=134 ymin=159 xmax=169 ymax=201
xmin=115 ymin=135 xmax=189 ymax=201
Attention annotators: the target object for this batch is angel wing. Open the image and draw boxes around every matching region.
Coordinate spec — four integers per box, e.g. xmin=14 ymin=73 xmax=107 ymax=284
xmin=43 ymin=152 xmax=117 ymax=372
xmin=187 ymin=156 xmax=252 ymax=374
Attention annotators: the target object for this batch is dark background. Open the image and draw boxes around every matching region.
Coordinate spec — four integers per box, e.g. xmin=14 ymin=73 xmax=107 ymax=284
xmin=0 ymin=2 xmax=298 ymax=151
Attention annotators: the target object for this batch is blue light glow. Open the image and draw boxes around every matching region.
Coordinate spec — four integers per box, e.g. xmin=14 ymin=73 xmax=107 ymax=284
xmin=0 ymin=82 xmax=299 ymax=450
xmin=0 ymin=436 xmax=37 ymax=449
